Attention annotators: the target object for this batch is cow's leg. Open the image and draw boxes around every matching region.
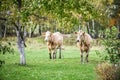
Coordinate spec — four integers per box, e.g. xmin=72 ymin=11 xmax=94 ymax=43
xmin=53 ymin=49 xmax=57 ymax=59
xmin=52 ymin=50 xmax=56 ymax=59
xmin=49 ymin=53 xmax=52 ymax=59
xmin=54 ymin=49 xmax=57 ymax=59
xmin=53 ymin=52 xmax=56 ymax=59
xmin=48 ymin=49 xmax=52 ymax=59
xmin=59 ymin=47 xmax=61 ymax=59
xmin=80 ymin=51 xmax=84 ymax=63
xmin=52 ymin=49 xmax=56 ymax=59
xmin=51 ymin=50 xmax=55 ymax=59
xmin=85 ymin=51 xmax=89 ymax=62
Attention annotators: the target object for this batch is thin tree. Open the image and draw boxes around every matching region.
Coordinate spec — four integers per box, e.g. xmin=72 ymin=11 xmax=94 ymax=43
xmin=13 ymin=0 xmax=27 ymax=65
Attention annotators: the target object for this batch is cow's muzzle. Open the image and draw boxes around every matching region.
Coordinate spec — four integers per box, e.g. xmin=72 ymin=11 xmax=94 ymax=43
xmin=44 ymin=39 xmax=48 ymax=42
xmin=76 ymin=40 xmax=79 ymax=42
xmin=45 ymin=40 xmax=48 ymax=42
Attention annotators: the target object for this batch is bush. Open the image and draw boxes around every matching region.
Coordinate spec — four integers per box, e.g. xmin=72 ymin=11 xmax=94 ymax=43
xmin=104 ymin=39 xmax=120 ymax=64
xmin=96 ymin=27 xmax=120 ymax=65
xmin=0 ymin=42 xmax=14 ymax=67
xmin=104 ymin=27 xmax=120 ymax=64
xmin=96 ymin=62 xmax=120 ymax=80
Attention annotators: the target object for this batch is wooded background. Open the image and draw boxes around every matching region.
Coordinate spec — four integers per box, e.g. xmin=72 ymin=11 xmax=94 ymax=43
xmin=0 ymin=0 xmax=120 ymax=38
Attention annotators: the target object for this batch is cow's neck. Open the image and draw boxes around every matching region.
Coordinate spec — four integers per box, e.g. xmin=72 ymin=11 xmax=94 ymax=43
xmin=48 ymin=37 xmax=55 ymax=45
xmin=49 ymin=40 xmax=54 ymax=44
xmin=80 ymin=41 xmax=87 ymax=46
xmin=49 ymin=35 xmax=54 ymax=43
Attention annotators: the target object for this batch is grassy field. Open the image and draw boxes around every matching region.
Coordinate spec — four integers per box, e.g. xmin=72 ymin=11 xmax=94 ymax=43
xmin=0 ymin=38 xmax=102 ymax=80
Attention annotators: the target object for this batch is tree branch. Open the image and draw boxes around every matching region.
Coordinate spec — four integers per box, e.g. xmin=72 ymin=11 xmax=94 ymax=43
xmin=13 ymin=22 xmax=27 ymax=47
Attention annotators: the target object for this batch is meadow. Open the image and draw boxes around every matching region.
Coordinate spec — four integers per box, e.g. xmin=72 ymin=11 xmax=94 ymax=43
xmin=0 ymin=37 xmax=103 ymax=80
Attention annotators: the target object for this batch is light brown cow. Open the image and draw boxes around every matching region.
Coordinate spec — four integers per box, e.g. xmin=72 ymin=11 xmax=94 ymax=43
xmin=45 ymin=31 xmax=63 ymax=59
xmin=75 ymin=30 xmax=92 ymax=63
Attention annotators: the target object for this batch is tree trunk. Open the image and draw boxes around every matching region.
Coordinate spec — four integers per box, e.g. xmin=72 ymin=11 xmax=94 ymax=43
xmin=92 ymin=19 xmax=95 ymax=31
xmin=102 ymin=30 xmax=106 ymax=38
xmin=110 ymin=27 xmax=112 ymax=35
xmin=17 ymin=33 xmax=26 ymax=65
xmin=118 ymin=26 xmax=120 ymax=39
xmin=0 ymin=27 xmax=2 ymax=38
xmin=3 ymin=26 xmax=6 ymax=38
xmin=29 ymin=28 xmax=32 ymax=38
xmin=29 ymin=24 xmax=37 ymax=37
xmin=79 ymin=25 xmax=81 ymax=30
xmin=94 ymin=27 xmax=99 ymax=38
xmin=117 ymin=18 xmax=120 ymax=39
xmin=14 ymin=21 xmax=26 ymax=65
xmin=87 ymin=22 xmax=90 ymax=34
xmin=55 ymin=25 xmax=57 ymax=32
xmin=16 ymin=31 xmax=26 ymax=65
xmin=14 ymin=0 xmax=26 ymax=65
xmin=92 ymin=19 xmax=95 ymax=38
xmin=39 ymin=25 xmax=42 ymax=36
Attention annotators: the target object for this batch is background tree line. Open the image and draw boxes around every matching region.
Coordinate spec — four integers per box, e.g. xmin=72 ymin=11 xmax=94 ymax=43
xmin=0 ymin=0 xmax=119 ymax=38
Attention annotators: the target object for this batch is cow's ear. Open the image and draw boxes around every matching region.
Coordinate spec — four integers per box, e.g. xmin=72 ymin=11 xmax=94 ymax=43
xmin=74 ymin=32 xmax=78 ymax=34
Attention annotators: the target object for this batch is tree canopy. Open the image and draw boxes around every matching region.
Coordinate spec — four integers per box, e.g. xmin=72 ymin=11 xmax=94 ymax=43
xmin=0 ymin=0 xmax=105 ymax=32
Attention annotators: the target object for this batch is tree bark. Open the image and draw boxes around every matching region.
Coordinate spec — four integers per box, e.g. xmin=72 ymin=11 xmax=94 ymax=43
xmin=14 ymin=21 xmax=26 ymax=65
xmin=17 ymin=33 xmax=26 ymax=65
xmin=3 ymin=25 xmax=6 ymax=38
xmin=92 ymin=19 xmax=95 ymax=38
xmin=117 ymin=18 xmax=120 ymax=39
xmin=118 ymin=26 xmax=120 ymax=39
xmin=29 ymin=24 xmax=37 ymax=37
xmin=29 ymin=28 xmax=32 ymax=38
xmin=87 ymin=22 xmax=90 ymax=34
xmin=39 ymin=25 xmax=42 ymax=36
xmin=0 ymin=27 xmax=2 ymax=38
xmin=79 ymin=25 xmax=81 ymax=30
xmin=14 ymin=0 xmax=26 ymax=65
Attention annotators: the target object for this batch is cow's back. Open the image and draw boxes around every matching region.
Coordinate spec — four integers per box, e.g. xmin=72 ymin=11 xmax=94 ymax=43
xmin=85 ymin=33 xmax=93 ymax=47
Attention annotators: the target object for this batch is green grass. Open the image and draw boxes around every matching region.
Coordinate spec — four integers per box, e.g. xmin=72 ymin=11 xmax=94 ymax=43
xmin=0 ymin=39 xmax=102 ymax=80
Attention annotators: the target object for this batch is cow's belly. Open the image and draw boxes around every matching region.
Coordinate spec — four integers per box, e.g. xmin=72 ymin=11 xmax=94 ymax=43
xmin=48 ymin=45 xmax=57 ymax=50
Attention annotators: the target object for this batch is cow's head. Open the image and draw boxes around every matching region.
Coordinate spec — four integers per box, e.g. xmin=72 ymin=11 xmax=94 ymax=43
xmin=75 ymin=30 xmax=85 ymax=42
xmin=45 ymin=31 xmax=52 ymax=42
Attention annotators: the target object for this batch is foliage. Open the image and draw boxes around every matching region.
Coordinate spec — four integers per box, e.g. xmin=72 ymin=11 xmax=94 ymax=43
xmin=96 ymin=62 xmax=120 ymax=80
xmin=96 ymin=26 xmax=120 ymax=65
xmin=0 ymin=42 xmax=14 ymax=67
xmin=104 ymin=39 xmax=120 ymax=64
xmin=103 ymin=27 xmax=120 ymax=64
xmin=0 ymin=0 xmax=103 ymax=34
xmin=1 ymin=0 xmax=119 ymax=36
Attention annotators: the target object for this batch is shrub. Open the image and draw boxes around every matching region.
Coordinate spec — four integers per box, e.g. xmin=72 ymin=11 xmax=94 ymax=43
xmin=104 ymin=39 xmax=120 ymax=64
xmin=103 ymin=27 xmax=120 ymax=64
xmin=96 ymin=27 xmax=120 ymax=65
xmin=96 ymin=62 xmax=120 ymax=80
xmin=0 ymin=42 xmax=14 ymax=67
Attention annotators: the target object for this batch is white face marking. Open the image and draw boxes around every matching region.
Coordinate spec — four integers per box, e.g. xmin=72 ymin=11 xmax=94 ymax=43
xmin=45 ymin=31 xmax=51 ymax=42
xmin=76 ymin=33 xmax=80 ymax=41
xmin=76 ymin=30 xmax=83 ymax=42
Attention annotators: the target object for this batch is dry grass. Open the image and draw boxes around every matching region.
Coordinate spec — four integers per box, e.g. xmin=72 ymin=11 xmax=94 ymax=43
xmin=96 ymin=62 xmax=120 ymax=80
